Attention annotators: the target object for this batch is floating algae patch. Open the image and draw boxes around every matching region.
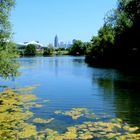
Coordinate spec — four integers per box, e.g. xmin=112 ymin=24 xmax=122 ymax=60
xmin=0 ymin=87 xmax=140 ymax=140
xmin=34 ymin=120 xmax=140 ymax=140
xmin=34 ymin=104 xmax=43 ymax=108
xmin=0 ymin=88 xmax=38 ymax=140
xmin=54 ymin=108 xmax=89 ymax=120
xmin=43 ymin=100 xmax=50 ymax=103
xmin=33 ymin=118 xmax=54 ymax=124
xmin=14 ymin=84 xmax=40 ymax=93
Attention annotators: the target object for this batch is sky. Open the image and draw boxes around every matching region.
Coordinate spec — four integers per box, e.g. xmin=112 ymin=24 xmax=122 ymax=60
xmin=10 ymin=0 xmax=117 ymax=45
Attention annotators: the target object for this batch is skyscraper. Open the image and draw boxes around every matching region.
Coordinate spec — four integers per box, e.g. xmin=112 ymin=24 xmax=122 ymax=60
xmin=54 ymin=35 xmax=59 ymax=48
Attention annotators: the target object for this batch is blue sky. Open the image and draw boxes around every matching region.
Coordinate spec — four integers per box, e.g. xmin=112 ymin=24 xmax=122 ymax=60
xmin=11 ymin=0 xmax=117 ymax=45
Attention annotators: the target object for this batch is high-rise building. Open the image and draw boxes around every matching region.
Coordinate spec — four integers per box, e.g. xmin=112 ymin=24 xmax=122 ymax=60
xmin=54 ymin=35 xmax=59 ymax=48
xmin=64 ymin=41 xmax=72 ymax=48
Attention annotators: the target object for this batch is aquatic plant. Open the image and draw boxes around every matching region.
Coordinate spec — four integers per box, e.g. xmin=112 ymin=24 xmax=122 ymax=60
xmin=40 ymin=120 xmax=139 ymax=140
xmin=0 ymin=88 xmax=38 ymax=139
xmin=34 ymin=119 xmax=140 ymax=140
xmin=34 ymin=104 xmax=43 ymax=108
xmin=33 ymin=118 xmax=54 ymax=124
xmin=0 ymin=87 xmax=140 ymax=140
xmin=54 ymin=108 xmax=89 ymax=120
xmin=43 ymin=100 xmax=50 ymax=103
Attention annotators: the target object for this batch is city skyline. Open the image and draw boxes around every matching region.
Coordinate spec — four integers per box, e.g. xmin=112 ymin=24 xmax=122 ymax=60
xmin=17 ymin=34 xmax=72 ymax=48
xmin=17 ymin=34 xmax=72 ymax=47
xmin=11 ymin=0 xmax=117 ymax=44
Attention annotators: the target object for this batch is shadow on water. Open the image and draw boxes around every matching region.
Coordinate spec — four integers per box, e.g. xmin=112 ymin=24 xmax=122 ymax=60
xmin=1 ymin=56 xmax=140 ymax=128
xmin=72 ymin=57 xmax=85 ymax=64
xmin=91 ymin=69 xmax=140 ymax=126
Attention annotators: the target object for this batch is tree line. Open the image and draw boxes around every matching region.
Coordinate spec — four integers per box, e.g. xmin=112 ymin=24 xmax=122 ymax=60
xmin=68 ymin=0 xmax=140 ymax=69
xmin=0 ymin=0 xmax=19 ymax=78
xmin=1 ymin=0 xmax=140 ymax=79
xmin=18 ymin=43 xmax=68 ymax=56
xmin=85 ymin=0 xmax=140 ymax=68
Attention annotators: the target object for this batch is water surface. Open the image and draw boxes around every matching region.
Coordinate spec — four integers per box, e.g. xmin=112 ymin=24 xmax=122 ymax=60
xmin=1 ymin=56 xmax=140 ymax=129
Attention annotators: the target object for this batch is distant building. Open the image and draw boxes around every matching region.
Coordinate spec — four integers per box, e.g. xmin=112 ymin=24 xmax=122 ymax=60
xmin=25 ymin=41 xmax=44 ymax=48
xmin=54 ymin=35 xmax=59 ymax=48
xmin=17 ymin=41 xmax=44 ymax=48
xmin=67 ymin=41 xmax=72 ymax=48
xmin=64 ymin=41 xmax=72 ymax=48
xmin=16 ymin=41 xmax=45 ymax=54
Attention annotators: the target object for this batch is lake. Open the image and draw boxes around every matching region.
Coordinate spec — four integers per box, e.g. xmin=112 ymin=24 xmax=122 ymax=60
xmin=1 ymin=56 xmax=140 ymax=131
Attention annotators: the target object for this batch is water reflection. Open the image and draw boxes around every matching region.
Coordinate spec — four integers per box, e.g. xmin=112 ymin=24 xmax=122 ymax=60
xmin=93 ymin=71 xmax=140 ymax=126
xmin=72 ymin=58 xmax=85 ymax=64
xmin=1 ymin=56 xmax=140 ymax=128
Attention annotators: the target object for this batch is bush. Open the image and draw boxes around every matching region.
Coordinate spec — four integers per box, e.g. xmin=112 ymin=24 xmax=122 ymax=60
xmin=24 ymin=44 xmax=36 ymax=56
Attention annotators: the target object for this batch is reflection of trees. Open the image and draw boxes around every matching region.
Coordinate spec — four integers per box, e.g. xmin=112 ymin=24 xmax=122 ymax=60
xmin=96 ymin=78 xmax=114 ymax=90
xmin=0 ymin=85 xmax=9 ymax=92
xmin=72 ymin=58 xmax=85 ymax=64
xmin=113 ymin=81 xmax=140 ymax=126
xmin=94 ymin=74 xmax=140 ymax=126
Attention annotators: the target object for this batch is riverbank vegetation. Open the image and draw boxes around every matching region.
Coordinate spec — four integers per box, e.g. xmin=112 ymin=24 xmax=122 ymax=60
xmin=85 ymin=0 xmax=140 ymax=68
xmin=24 ymin=44 xmax=37 ymax=56
xmin=18 ymin=43 xmax=69 ymax=57
xmin=68 ymin=40 xmax=86 ymax=55
xmin=11 ymin=0 xmax=140 ymax=70
xmin=0 ymin=0 xmax=19 ymax=78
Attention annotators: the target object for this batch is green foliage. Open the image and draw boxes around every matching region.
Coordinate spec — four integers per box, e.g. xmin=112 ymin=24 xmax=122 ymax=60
xmin=43 ymin=44 xmax=54 ymax=56
xmin=0 ymin=0 xmax=19 ymax=78
xmin=24 ymin=44 xmax=37 ymax=56
xmin=89 ymin=25 xmax=115 ymax=65
xmin=68 ymin=40 xmax=86 ymax=55
xmin=55 ymin=47 xmax=65 ymax=51
xmin=84 ymin=42 xmax=92 ymax=55
xmin=55 ymin=47 xmax=68 ymax=55
xmin=86 ymin=0 xmax=140 ymax=68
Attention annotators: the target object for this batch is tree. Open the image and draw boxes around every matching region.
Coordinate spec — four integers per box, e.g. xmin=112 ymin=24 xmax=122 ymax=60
xmin=24 ymin=44 xmax=37 ymax=56
xmin=0 ymin=0 xmax=19 ymax=78
xmin=43 ymin=44 xmax=54 ymax=56
xmin=69 ymin=40 xmax=86 ymax=55
xmin=86 ymin=0 xmax=140 ymax=68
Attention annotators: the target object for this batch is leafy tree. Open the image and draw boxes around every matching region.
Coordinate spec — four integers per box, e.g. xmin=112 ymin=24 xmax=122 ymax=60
xmin=24 ymin=44 xmax=37 ymax=56
xmin=86 ymin=0 xmax=140 ymax=68
xmin=85 ymin=24 xmax=115 ymax=66
xmin=69 ymin=40 xmax=86 ymax=55
xmin=56 ymin=47 xmax=65 ymax=51
xmin=83 ymin=42 xmax=92 ymax=55
xmin=0 ymin=0 xmax=19 ymax=78
xmin=55 ymin=47 xmax=66 ymax=55
xmin=43 ymin=44 xmax=54 ymax=56
xmin=110 ymin=0 xmax=140 ymax=66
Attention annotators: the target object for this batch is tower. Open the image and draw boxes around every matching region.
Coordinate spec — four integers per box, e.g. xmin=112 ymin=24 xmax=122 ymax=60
xmin=54 ymin=35 xmax=59 ymax=48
